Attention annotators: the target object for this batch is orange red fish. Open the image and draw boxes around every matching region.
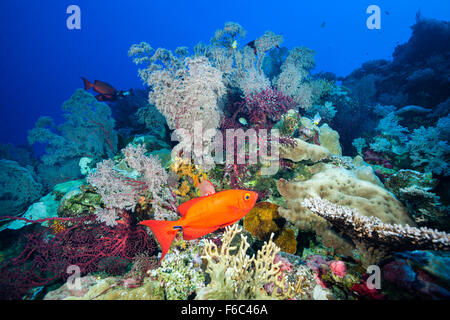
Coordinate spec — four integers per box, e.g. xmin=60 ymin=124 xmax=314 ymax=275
xmin=139 ymin=189 xmax=258 ymax=260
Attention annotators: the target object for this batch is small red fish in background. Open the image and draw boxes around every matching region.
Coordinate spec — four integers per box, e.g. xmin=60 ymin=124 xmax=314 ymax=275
xmin=192 ymin=176 xmax=215 ymax=197
xmin=81 ymin=77 xmax=118 ymax=101
xmin=139 ymin=189 xmax=258 ymax=261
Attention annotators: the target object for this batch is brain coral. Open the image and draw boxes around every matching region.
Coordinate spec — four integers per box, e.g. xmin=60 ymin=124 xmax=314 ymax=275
xmin=277 ymin=163 xmax=414 ymax=255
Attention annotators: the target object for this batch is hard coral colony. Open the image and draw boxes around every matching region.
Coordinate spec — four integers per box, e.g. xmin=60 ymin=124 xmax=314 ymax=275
xmin=0 ymin=13 xmax=449 ymax=302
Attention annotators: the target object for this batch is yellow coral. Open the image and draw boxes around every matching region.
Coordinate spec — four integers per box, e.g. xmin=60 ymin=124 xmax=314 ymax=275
xmin=244 ymin=202 xmax=297 ymax=254
xmin=171 ymin=157 xmax=208 ymax=187
xmin=174 ymin=180 xmax=190 ymax=197
xmin=244 ymin=202 xmax=279 ymax=239
xmin=197 ymin=224 xmax=300 ymax=300
xmin=50 ymin=220 xmax=66 ymax=234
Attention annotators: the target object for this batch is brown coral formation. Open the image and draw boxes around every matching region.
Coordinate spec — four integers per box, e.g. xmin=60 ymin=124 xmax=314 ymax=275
xmin=280 ymin=138 xmax=330 ymax=162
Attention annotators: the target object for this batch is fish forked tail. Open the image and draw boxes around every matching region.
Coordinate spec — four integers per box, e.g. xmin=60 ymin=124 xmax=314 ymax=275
xmin=139 ymin=219 xmax=179 ymax=261
xmin=81 ymin=77 xmax=94 ymax=90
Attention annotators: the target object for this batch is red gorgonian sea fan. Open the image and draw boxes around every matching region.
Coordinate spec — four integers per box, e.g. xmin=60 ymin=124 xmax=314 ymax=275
xmin=0 ymin=213 xmax=157 ymax=300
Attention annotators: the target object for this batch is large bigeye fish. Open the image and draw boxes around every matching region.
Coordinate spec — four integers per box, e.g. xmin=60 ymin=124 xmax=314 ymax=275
xmin=139 ymin=190 xmax=258 ymax=260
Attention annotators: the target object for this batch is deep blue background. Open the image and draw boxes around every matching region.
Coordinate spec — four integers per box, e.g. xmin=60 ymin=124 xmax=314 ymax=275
xmin=0 ymin=0 xmax=449 ymax=145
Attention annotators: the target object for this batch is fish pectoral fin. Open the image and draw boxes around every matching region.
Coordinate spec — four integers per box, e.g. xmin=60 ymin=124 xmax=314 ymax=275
xmin=183 ymin=226 xmax=218 ymax=240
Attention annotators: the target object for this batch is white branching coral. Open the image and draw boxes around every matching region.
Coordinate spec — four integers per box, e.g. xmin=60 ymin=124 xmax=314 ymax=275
xmin=95 ymin=207 xmax=120 ymax=227
xmin=196 ymin=225 xmax=302 ymax=300
xmin=301 ymin=197 xmax=450 ymax=251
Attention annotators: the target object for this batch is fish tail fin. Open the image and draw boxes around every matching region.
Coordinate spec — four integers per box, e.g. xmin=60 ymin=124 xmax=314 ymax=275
xmin=139 ymin=219 xmax=179 ymax=261
xmin=81 ymin=77 xmax=93 ymax=90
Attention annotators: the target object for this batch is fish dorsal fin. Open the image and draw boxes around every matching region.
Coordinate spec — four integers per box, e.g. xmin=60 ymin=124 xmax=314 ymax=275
xmin=177 ymin=196 xmax=205 ymax=217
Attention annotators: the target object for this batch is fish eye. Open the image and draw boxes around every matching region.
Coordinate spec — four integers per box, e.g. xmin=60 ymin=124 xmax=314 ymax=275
xmin=244 ymin=193 xmax=251 ymax=201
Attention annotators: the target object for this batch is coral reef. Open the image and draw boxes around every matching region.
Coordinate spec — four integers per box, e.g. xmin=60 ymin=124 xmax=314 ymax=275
xmin=1 ymin=17 xmax=449 ymax=302
xmin=302 ymin=198 xmax=450 ymax=262
xmin=197 ymin=225 xmax=307 ymax=299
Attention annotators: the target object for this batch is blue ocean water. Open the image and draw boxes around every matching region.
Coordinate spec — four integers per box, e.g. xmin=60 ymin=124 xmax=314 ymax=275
xmin=0 ymin=0 xmax=448 ymax=145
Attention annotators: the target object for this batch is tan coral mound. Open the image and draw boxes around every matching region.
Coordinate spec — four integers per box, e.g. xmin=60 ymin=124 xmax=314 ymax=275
xmin=319 ymin=124 xmax=342 ymax=156
xmin=277 ymin=163 xmax=414 ymax=255
xmin=280 ymin=138 xmax=330 ymax=162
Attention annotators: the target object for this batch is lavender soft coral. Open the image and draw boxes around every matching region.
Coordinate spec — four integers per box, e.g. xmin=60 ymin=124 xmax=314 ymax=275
xmin=87 ymin=144 xmax=176 ymax=223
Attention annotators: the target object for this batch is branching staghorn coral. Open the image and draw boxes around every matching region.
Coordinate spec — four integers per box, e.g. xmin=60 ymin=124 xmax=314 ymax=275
xmin=301 ymin=198 xmax=450 ymax=253
xmin=197 ymin=224 xmax=304 ymax=300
